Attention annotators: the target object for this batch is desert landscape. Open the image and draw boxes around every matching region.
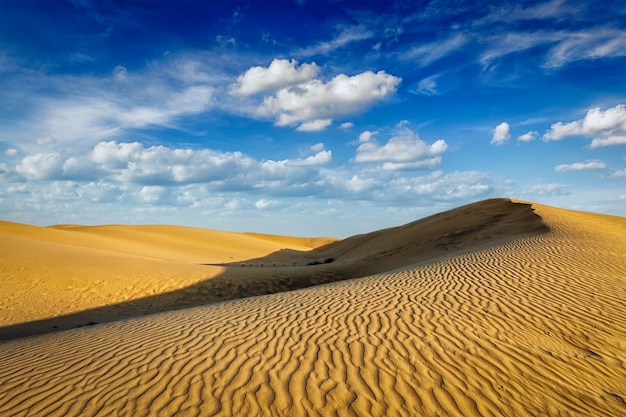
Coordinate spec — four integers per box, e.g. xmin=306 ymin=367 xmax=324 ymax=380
xmin=1 ymin=198 xmax=625 ymax=416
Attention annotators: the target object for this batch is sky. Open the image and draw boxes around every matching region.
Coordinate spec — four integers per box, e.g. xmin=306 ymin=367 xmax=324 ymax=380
xmin=0 ymin=0 xmax=625 ymax=237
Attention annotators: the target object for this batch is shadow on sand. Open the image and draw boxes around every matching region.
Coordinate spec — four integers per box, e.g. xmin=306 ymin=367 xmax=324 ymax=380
xmin=0 ymin=199 xmax=549 ymax=342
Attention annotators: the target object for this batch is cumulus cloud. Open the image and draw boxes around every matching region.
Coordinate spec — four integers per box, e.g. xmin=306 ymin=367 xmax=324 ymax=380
xmin=229 ymin=59 xmax=319 ymax=96
xmin=16 ymin=153 xmax=64 ymax=180
xmin=257 ymin=70 xmax=401 ymax=127
xmin=590 ymin=135 xmax=626 ymax=148
xmin=284 ymin=150 xmax=332 ymax=167
xmin=339 ymin=122 xmax=354 ymax=129
xmin=388 ymin=170 xmax=494 ymax=201
xmin=13 ymin=141 xmax=332 ymax=188
xmin=354 ymin=127 xmax=448 ymax=170
xmin=357 ymin=130 xmax=377 ymax=143
xmin=543 ymin=104 xmax=626 ymax=147
xmin=555 ymin=160 xmax=607 ymax=172
xmin=517 ymin=131 xmax=537 ymax=142
xmin=491 ymin=122 xmax=511 ymax=146
xmin=139 ymin=186 xmax=165 ymax=203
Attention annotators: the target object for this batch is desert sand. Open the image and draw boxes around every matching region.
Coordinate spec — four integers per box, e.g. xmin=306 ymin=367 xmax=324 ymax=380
xmin=1 ymin=198 xmax=625 ymax=416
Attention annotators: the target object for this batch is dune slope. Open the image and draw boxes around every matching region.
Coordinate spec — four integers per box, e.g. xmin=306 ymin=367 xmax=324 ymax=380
xmin=0 ymin=221 xmax=335 ymax=335
xmin=0 ymin=199 xmax=544 ymax=340
xmin=0 ymin=200 xmax=625 ymax=416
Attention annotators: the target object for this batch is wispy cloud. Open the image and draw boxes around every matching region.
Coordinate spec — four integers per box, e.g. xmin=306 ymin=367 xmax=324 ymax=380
xmin=544 ymin=27 xmax=626 ymax=68
xmin=413 ymin=75 xmax=440 ymax=96
xmin=477 ymin=0 xmax=575 ymax=25
xmin=520 ymin=183 xmax=570 ymax=196
xmin=0 ymin=55 xmax=220 ymax=150
xmin=400 ymin=34 xmax=468 ymax=67
xmin=296 ymin=26 xmax=374 ymax=56
xmin=555 ymin=160 xmax=607 ymax=172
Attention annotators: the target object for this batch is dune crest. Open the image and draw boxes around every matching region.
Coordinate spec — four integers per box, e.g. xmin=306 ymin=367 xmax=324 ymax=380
xmin=1 ymin=199 xmax=625 ymax=416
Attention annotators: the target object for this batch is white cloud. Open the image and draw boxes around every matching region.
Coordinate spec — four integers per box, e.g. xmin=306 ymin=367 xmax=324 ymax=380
xmin=296 ymin=119 xmax=333 ymax=132
xmin=229 ymin=59 xmax=319 ymax=96
xmin=545 ymin=28 xmax=626 ymax=69
xmin=36 ymin=136 xmax=56 ymax=146
xmin=555 ymin=160 xmax=607 ymax=172
xmin=339 ymin=122 xmax=354 ymax=129
xmin=310 ymin=143 xmax=325 ymax=153
xmin=357 ymin=130 xmax=377 ymax=143
xmin=491 ymin=122 xmax=511 ymax=146
xmin=13 ymin=141 xmax=333 ymax=188
xmin=543 ymin=104 xmax=626 ymax=148
xmin=4 ymin=55 xmax=217 ymax=150
xmin=401 ymin=34 xmax=468 ymax=67
xmin=4 ymin=148 xmax=18 ymax=156
xmin=521 ymin=183 xmax=569 ymax=196
xmin=92 ymin=141 xmax=143 ymax=169
xmin=608 ymin=168 xmax=626 ymax=179
xmin=354 ymin=127 xmax=447 ymax=170
xmin=139 ymin=186 xmax=165 ymax=203
xmin=590 ymin=135 xmax=626 ymax=148
xmin=479 ymin=32 xmax=552 ymax=67
xmin=255 ymin=199 xmax=281 ymax=209
xmin=414 ymin=75 xmax=439 ymax=96
xmin=479 ymin=27 xmax=626 ymax=70
xmin=517 ymin=131 xmax=537 ymax=142
xmin=16 ymin=153 xmax=64 ymax=180
xmin=389 ymin=170 xmax=494 ymax=200
xmin=297 ymin=26 xmax=373 ymax=56
xmin=284 ymin=150 xmax=332 ymax=167
xmin=258 ymin=70 xmax=401 ymax=127
xmin=478 ymin=0 xmax=574 ymax=25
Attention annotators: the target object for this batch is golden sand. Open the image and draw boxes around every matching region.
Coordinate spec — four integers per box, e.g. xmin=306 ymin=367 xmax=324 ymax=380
xmin=1 ymin=198 xmax=625 ymax=416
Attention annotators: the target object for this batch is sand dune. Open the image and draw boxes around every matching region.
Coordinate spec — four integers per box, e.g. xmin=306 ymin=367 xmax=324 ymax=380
xmin=0 ymin=221 xmax=335 ymax=336
xmin=1 ymin=199 xmax=625 ymax=416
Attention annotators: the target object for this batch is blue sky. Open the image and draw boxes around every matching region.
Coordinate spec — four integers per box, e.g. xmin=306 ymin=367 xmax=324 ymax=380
xmin=0 ymin=0 xmax=625 ymax=237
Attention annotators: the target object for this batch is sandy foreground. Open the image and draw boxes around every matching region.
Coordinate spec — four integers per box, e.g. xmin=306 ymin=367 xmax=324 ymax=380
xmin=0 ymin=198 xmax=625 ymax=416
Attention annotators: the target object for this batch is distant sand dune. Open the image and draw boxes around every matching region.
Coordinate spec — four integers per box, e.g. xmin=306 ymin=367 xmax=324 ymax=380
xmin=0 ymin=221 xmax=336 ymax=337
xmin=1 ymin=199 xmax=625 ymax=416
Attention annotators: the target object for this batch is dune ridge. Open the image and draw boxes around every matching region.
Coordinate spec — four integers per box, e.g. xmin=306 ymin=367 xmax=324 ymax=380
xmin=1 ymin=199 xmax=625 ymax=416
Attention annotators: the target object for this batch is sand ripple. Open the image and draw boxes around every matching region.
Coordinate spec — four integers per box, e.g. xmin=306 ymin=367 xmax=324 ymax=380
xmin=1 ymin=202 xmax=625 ymax=416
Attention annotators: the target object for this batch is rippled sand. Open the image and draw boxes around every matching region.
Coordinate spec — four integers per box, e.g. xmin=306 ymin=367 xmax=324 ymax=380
xmin=1 ymin=199 xmax=625 ymax=416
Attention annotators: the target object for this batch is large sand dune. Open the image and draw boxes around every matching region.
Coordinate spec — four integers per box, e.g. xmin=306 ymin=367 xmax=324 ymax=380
xmin=1 ymin=198 xmax=625 ymax=416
